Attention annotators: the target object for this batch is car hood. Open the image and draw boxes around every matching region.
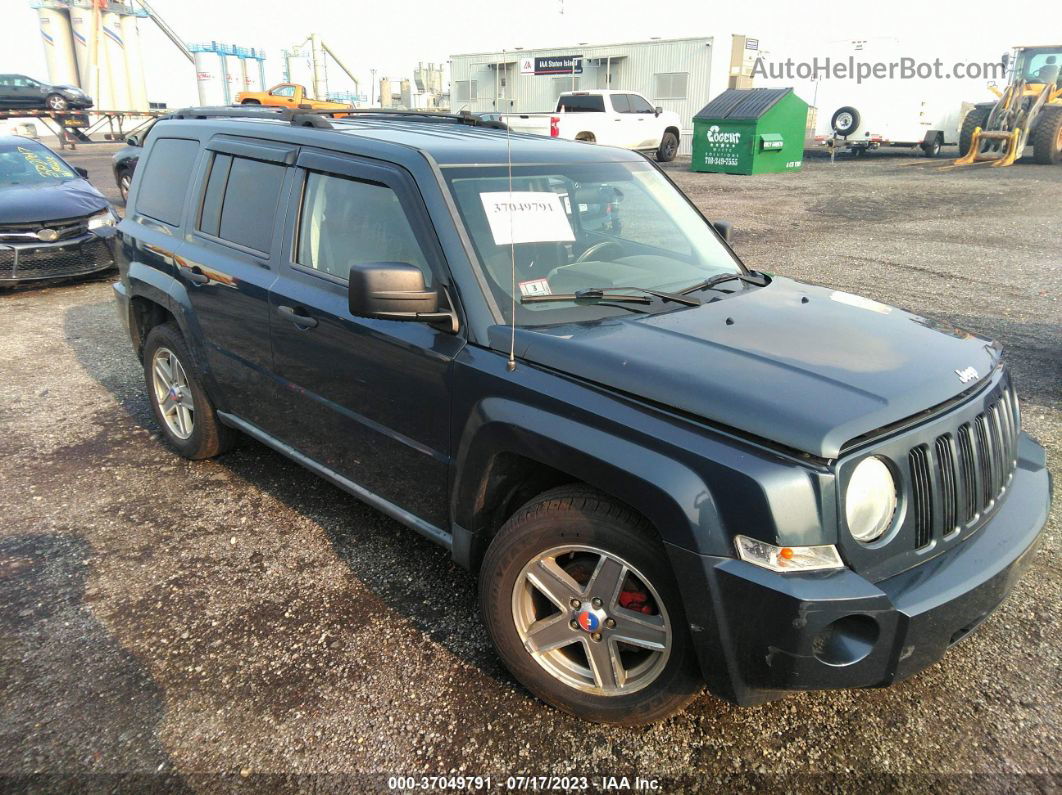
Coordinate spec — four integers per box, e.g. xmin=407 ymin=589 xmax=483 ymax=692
xmin=496 ymin=277 xmax=1000 ymax=458
xmin=0 ymin=180 xmax=108 ymax=224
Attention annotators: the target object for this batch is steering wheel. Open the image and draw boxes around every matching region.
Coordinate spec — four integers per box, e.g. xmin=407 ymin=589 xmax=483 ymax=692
xmin=575 ymin=240 xmax=625 ymax=264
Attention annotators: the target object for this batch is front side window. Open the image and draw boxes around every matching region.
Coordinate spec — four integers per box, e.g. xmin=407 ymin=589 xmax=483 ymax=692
xmin=295 ymin=171 xmax=432 ymax=286
xmin=136 ymin=137 xmax=200 ymax=226
xmin=444 ymin=161 xmax=744 ymax=326
xmin=627 ymin=94 xmax=656 ymax=114
xmin=271 ymin=85 xmax=296 ymax=97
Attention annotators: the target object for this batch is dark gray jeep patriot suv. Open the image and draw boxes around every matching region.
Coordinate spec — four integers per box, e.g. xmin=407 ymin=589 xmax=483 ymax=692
xmin=112 ymin=106 xmax=1051 ymax=725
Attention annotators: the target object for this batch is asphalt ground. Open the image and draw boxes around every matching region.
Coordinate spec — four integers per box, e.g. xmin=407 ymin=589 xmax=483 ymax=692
xmin=0 ymin=140 xmax=1059 ymax=792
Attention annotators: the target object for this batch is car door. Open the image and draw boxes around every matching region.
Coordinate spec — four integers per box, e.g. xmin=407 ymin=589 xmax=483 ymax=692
xmin=176 ymin=136 xmax=294 ymax=430
xmin=5 ymin=76 xmax=34 ymax=108
xmin=0 ymin=76 xmax=17 ymax=107
xmin=625 ymin=93 xmax=662 ymax=149
xmin=604 ymin=93 xmax=636 ymax=147
xmin=267 ymin=150 xmax=463 ymax=529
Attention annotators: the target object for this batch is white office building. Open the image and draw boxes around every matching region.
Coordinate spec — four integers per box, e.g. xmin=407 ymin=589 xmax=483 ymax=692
xmin=449 ymin=35 xmax=761 ymax=155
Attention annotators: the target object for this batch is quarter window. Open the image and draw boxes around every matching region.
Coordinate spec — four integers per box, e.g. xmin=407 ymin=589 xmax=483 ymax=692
xmin=295 ymin=171 xmax=432 ymax=286
xmin=198 ymin=153 xmax=285 ymax=253
xmin=135 ymin=137 xmax=200 ymax=226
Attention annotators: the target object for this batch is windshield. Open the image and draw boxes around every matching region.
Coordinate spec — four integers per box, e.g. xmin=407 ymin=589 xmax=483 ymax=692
xmin=444 ymin=161 xmax=745 ymax=326
xmin=1016 ymin=47 xmax=1062 ymax=85
xmin=0 ymin=141 xmax=79 ymax=187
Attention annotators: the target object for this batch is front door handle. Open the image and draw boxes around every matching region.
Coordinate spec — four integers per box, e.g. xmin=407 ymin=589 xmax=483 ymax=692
xmin=277 ymin=305 xmax=318 ymax=329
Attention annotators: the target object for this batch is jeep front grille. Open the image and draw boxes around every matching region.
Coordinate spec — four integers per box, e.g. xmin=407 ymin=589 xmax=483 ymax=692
xmin=907 ymin=386 xmax=1020 ymax=549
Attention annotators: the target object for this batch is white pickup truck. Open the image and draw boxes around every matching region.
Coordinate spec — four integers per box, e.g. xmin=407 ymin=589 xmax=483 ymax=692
xmin=500 ymin=90 xmax=683 ymax=161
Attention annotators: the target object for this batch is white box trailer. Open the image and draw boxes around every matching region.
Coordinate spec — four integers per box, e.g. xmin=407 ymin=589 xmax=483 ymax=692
xmin=821 ymin=95 xmax=970 ymax=156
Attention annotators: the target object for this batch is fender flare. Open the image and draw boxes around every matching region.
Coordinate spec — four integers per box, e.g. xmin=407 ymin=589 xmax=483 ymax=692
xmin=126 ymin=260 xmax=223 ymax=405
xmin=451 ymin=397 xmax=722 ymax=557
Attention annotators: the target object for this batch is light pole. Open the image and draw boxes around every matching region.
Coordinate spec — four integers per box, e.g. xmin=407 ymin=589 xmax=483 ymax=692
xmin=370 ymin=68 xmax=377 ymax=107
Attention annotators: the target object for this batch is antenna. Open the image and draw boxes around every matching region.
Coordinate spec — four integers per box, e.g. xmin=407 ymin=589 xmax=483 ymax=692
xmin=505 ymin=110 xmax=517 ymax=373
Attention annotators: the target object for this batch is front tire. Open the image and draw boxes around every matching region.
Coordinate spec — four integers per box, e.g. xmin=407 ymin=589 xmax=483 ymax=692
xmin=656 ymin=131 xmax=679 ymax=162
xmin=479 ymin=486 xmax=701 ymax=725
xmin=117 ymin=169 xmax=132 ymax=202
xmin=143 ymin=323 xmax=235 ymax=459
xmin=45 ymin=93 xmax=68 ymax=111
xmin=1032 ymin=107 xmax=1062 ymax=165
xmin=959 ymin=106 xmax=991 ymax=157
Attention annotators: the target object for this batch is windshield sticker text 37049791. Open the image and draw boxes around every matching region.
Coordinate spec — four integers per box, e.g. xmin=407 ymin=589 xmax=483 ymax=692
xmin=480 ymin=191 xmax=576 ymax=246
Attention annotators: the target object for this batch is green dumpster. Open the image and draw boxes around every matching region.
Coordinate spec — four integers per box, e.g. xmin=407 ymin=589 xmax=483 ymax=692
xmin=691 ymin=88 xmax=809 ymax=175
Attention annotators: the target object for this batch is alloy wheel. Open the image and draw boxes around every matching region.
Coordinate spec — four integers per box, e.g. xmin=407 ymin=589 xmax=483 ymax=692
xmin=151 ymin=346 xmax=195 ymax=440
xmin=511 ymin=545 xmax=672 ymax=696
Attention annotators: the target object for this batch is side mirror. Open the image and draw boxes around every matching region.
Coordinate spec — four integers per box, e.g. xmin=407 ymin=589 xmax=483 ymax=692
xmin=654 ymin=106 xmax=663 ymax=116
xmin=348 ymin=261 xmax=455 ymax=329
xmin=712 ymin=220 xmax=733 ymax=243
xmin=75 ymin=166 xmax=88 ymax=179
xmin=126 ymin=135 xmax=140 ymax=147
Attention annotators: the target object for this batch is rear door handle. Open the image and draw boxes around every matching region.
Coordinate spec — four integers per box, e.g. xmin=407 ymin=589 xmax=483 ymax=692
xmin=277 ymin=304 xmax=318 ymax=329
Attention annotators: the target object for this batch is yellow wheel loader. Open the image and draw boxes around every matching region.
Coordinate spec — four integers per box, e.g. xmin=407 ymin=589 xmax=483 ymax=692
xmin=956 ymin=45 xmax=1062 ymax=167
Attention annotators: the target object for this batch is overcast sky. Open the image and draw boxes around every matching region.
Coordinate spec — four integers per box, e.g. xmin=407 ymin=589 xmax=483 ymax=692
xmin=0 ymin=0 xmax=1046 ymax=111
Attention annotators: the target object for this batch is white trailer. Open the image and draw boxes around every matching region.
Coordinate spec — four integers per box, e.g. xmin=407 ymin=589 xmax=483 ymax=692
xmin=823 ymin=95 xmax=969 ymax=156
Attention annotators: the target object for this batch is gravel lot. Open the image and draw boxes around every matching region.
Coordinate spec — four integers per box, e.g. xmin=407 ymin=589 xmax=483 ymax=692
xmin=1 ymin=141 xmax=1059 ymax=792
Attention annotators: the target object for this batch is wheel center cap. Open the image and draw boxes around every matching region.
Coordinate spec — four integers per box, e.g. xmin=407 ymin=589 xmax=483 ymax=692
xmin=576 ymin=607 xmax=607 ymax=633
xmin=168 ymin=386 xmax=182 ymax=404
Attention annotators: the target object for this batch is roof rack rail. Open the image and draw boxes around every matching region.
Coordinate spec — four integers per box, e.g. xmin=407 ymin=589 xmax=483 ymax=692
xmin=163 ymin=106 xmax=337 ymax=129
xmin=335 ymin=109 xmax=508 ymax=129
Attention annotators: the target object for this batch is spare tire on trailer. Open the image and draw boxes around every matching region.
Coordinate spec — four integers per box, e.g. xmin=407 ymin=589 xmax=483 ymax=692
xmin=831 ymin=106 xmax=860 ymax=136
xmin=959 ymin=106 xmax=991 ymax=157
xmin=1032 ymin=106 xmax=1062 ymax=165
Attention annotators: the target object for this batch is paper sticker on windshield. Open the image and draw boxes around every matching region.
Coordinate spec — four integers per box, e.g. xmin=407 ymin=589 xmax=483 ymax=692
xmin=830 ymin=291 xmax=892 ymax=315
xmin=518 ymin=278 xmax=552 ymax=297
xmin=480 ymin=192 xmax=575 ymax=245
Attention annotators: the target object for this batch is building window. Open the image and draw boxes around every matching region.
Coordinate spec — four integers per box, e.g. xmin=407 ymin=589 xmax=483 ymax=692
xmin=653 ymin=72 xmax=689 ymax=100
xmin=454 ymin=80 xmax=478 ymax=102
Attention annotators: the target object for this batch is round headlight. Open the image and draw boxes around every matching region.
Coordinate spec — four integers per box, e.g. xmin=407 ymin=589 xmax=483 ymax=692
xmin=845 ymin=456 xmax=897 ymax=543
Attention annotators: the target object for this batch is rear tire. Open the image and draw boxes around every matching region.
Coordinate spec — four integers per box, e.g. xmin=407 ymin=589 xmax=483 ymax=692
xmin=479 ymin=486 xmax=702 ymax=725
xmin=656 ymin=131 xmax=679 ymax=162
xmin=241 ymin=99 xmax=261 ymax=105
xmin=142 ymin=323 xmax=235 ymax=460
xmin=959 ymin=106 xmax=991 ymax=156
xmin=921 ymin=134 xmax=942 ymax=157
xmin=1032 ymin=107 xmax=1062 ymax=165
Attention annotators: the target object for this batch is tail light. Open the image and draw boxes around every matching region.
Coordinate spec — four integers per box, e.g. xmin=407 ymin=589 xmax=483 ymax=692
xmin=550 ymin=116 xmax=559 ymax=137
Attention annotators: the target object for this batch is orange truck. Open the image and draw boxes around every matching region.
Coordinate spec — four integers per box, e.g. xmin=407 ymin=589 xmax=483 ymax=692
xmin=234 ymin=83 xmax=352 ymax=112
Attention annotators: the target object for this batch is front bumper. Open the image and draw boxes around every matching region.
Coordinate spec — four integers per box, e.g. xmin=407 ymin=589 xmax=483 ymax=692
xmin=0 ymin=230 xmax=115 ymax=284
xmin=670 ymin=432 xmax=1052 ymax=706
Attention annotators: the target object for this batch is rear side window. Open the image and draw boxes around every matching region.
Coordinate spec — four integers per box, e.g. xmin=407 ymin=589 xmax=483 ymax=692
xmin=557 ymin=94 xmax=605 ymax=113
xmin=198 ymin=153 xmax=285 ymax=253
xmin=295 ymin=171 xmax=432 ymax=286
xmin=610 ymin=94 xmax=630 ymax=113
xmin=136 ymin=137 xmax=199 ymax=226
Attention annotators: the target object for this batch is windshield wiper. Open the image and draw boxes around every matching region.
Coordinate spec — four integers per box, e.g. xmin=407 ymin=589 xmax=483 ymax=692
xmin=522 ymin=286 xmax=701 ymax=307
xmin=679 ymin=271 xmax=767 ymax=295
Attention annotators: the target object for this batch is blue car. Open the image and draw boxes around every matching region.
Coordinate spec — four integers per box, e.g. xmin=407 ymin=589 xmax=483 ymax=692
xmin=0 ymin=136 xmax=117 ymax=285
